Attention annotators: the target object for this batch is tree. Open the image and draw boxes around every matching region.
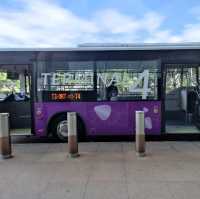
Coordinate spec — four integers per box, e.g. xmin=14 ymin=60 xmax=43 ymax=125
xmin=0 ymin=72 xmax=20 ymax=94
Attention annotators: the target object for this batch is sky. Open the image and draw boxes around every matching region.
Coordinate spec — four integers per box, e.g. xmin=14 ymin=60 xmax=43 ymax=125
xmin=0 ymin=0 xmax=200 ymax=47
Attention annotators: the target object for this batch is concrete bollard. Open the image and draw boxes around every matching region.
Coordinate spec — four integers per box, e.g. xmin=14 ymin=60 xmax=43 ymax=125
xmin=0 ymin=113 xmax=12 ymax=159
xmin=67 ymin=112 xmax=79 ymax=158
xmin=135 ymin=111 xmax=145 ymax=157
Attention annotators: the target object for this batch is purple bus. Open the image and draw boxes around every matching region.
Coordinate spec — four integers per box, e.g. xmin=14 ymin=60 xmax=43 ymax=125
xmin=0 ymin=43 xmax=200 ymax=140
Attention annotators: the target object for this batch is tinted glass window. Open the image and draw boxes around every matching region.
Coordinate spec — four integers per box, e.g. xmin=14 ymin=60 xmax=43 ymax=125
xmin=37 ymin=61 xmax=94 ymax=91
xmin=166 ymin=64 xmax=198 ymax=94
xmin=97 ymin=60 xmax=160 ymax=101
xmin=36 ymin=59 xmax=160 ymax=102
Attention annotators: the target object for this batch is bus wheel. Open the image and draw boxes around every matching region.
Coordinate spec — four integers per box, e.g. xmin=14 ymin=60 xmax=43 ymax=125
xmin=57 ymin=119 xmax=68 ymax=141
xmin=51 ymin=114 xmax=85 ymax=142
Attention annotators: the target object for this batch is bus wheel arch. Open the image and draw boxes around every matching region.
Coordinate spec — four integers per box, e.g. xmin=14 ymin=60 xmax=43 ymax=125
xmin=47 ymin=112 xmax=86 ymax=141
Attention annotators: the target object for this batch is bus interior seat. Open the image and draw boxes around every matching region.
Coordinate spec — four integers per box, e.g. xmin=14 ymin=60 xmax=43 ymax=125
xmin=165 ymin=87 xmax=182 ymax=111
xmin=166 ymin=87 xmax=197 ymax=124
xmin=165 ymin=87 xmax=187 ymax=123
xmin=181 ymin=88 xmax=197 ymax=113
xmin=187 ymin=90 xmax=197 ymax=113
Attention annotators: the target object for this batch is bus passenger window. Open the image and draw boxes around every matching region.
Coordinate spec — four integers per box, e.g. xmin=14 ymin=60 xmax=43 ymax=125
xmin=37 ymin=61 xmax=94 ymax=93
xmin=97 ymin=60 xmax=160 ymax=101
xmin=0 ymin=71 xmax=20 ymax=102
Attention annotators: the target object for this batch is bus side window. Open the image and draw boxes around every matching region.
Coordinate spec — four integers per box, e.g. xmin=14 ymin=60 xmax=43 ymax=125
xmin=97 ymin=60 xmax=160 ymax=101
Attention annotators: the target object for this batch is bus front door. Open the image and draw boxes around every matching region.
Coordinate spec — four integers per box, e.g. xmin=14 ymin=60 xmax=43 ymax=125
xmin=164 ymin=64 xmax=200 ymax=134
xmin=0 ymin=65 xmax=32 ymax=135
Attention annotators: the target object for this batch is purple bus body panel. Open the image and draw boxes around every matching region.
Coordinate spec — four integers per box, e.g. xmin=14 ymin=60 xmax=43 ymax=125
xmin=34 ymin=101 xmax=161 ymax=136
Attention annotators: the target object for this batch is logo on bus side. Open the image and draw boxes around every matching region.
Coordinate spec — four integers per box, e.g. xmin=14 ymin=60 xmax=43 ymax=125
xmin=94 ymin=105 xmax=153 ymax=130
xmin=143 ymin=107 xmax=152 ymax=129
xmin=94 ymin=105 xmax=111 ymax=120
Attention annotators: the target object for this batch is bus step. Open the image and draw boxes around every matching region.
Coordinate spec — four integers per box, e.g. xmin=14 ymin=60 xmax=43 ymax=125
xmin=10 ymin=128 xmax=32 ymax=136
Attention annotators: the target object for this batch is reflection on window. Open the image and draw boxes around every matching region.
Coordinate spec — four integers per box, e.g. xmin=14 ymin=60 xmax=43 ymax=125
xmin=37 ymin=62 xmax=94 ymax=91
xmin=166 ymin=65 xmax=198 ymax=94
xmin=0 ymin=72 xmax=20 ymax=101
xmin=97 ymin=60 xmax=160 ymax=101
xmin=182 ymin=68 xmax=197 ymax=87
xmin=166 ymin=68 xmax=182 ymax=94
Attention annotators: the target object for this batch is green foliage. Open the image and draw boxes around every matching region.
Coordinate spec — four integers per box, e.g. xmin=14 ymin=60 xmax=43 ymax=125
xmin=0 ymin=72 xmax=6 ymax=81
xmin=0 ymin=72 xmax=20 ymax=94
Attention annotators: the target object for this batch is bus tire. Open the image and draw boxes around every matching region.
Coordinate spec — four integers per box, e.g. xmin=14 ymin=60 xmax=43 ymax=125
xmin=51 ymin=113 xmax=85 ymax=142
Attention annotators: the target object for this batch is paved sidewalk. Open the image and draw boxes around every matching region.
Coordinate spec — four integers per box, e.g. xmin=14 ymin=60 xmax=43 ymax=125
xmin=1 ymin=141 xmax=200 ymax=199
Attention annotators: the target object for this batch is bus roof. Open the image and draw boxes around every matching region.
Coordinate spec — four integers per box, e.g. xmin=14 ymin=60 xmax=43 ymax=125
xmin=1 ymin=42 xmax=200 ymax=51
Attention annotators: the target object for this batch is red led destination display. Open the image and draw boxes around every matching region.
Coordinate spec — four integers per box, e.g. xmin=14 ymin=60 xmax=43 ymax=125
xmin=50 ymin=92 xmax=81 ymax=101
